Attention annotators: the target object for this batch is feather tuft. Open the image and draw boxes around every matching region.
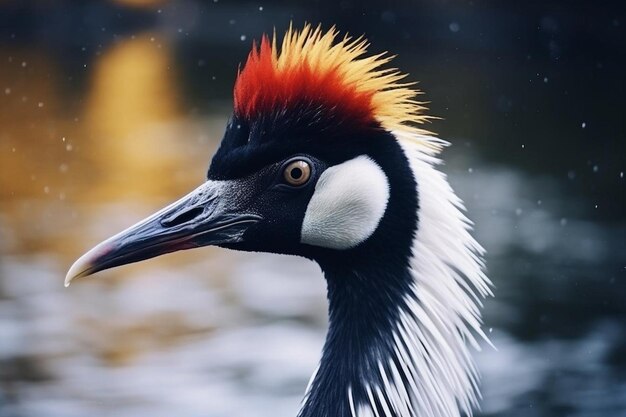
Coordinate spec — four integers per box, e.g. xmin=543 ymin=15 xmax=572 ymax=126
xmin=234 ymin=24 xmax=433 ymax=138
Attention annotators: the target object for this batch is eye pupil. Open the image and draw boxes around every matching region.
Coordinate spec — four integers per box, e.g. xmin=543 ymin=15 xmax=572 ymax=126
xmin=290 ymin=167 xmax=303 ymax=179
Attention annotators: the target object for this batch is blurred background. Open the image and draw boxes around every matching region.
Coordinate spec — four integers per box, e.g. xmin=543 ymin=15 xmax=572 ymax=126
xmin=0 ymin=1 xmax=625 ymax=416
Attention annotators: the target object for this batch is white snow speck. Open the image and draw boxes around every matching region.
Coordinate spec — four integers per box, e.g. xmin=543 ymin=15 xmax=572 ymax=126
xmin=259 ymin=6 xmax=264 ymax=11
xmin=593 ymin=165 xmax=598 ymax=173
xmin=468 ymin=167 xmax=473 ymax=173
xmin=21 ymin=61 xmax=27 ymax=67
xmin=543 ymin=77 xmax=548 ymax=83
xmin=4 ymin=87 xmax=10 ymax=95
xmin=581 ymin=122 xmax=586 ymax=128
xmin=38 ymin=102 xmax=44 ymax=108
xmin=515 ymin=208 xmax=523 ymax=216
xmin=560 ymin=218 xmax=567 ymax=226
xmin=240 ymin=35 xmax=247 ymax=41
xmin=449 ymin=22 xmax=460 ymax=32
xmin=620 ymin=172 xmax=624 ymax=178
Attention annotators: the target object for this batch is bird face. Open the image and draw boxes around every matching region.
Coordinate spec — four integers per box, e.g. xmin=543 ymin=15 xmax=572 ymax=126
xmin=65 ymin=113 xmax=417 ymax=285
xmin=207 ymin=115 xmax=409 ymax=258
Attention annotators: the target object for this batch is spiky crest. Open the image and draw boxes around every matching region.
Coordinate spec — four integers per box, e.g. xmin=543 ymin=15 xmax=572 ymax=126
xmin=234 ymin=24 xmax=434 ymax=139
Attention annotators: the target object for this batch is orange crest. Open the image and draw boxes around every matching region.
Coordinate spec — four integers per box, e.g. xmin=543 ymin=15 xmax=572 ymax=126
xmin=233 ymin=24 xmax=430 ymax=134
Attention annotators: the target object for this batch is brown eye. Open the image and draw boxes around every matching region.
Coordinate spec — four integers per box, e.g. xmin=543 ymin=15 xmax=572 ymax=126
xmin=283 ymin=160 xmax=311 ymax=186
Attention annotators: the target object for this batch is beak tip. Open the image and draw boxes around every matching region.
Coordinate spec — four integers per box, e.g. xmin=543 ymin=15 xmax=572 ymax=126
xmin=64 ymin=263 xmax=83 ymax=288
xmin=64 ymin=272 xmax=75 ymax=287
xmin=65 ymin=248 xmax=99 ymax=287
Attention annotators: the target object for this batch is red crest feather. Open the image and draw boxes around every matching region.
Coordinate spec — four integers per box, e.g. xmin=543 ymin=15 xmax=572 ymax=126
xmin=233 ymin=24 xmax=430 ymax=135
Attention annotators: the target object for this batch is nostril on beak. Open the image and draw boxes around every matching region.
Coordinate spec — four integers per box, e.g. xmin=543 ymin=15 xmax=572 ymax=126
xmin=161 ymin=207 xmax=205 ymax=228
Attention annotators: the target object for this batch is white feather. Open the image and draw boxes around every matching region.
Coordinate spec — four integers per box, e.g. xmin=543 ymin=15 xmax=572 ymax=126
xmin=301 ymin=155 xmax=390 ymax=250
xmin=352 ymin=130 xmax=492 ymax=417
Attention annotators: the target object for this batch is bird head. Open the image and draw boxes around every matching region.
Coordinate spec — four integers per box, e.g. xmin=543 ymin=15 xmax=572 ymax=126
xmin=65 ymin=24 xmax=433 ymax=285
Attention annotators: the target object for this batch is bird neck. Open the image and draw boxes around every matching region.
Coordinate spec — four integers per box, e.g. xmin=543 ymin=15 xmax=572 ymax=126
xmin=297 ymin=134 xmax=491 ymax=417
xmin=298 ymin=259 xmax=414 ymax=417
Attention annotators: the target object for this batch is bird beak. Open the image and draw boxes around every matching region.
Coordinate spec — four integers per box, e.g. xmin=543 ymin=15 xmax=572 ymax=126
xmin=65 ymin=180 xmax=261 ymax=287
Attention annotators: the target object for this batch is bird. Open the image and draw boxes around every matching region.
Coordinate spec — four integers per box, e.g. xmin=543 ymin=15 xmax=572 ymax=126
xmin=66 ymin=24 xmax=492 ymax=417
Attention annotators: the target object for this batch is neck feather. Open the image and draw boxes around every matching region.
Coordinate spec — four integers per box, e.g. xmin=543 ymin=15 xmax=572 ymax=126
xmin=298 ymin=262 xmax=414 ymax=417
xmin=298 ymin=132 xmax=492 ymax=417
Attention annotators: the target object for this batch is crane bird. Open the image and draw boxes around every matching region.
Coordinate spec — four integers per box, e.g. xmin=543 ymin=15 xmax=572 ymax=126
xmin=66 ymin=24 xmax=492 ymax=417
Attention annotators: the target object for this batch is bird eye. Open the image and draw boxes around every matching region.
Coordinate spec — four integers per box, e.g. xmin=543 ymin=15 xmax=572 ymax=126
xmin=283 ymin=160 xmax=311 ymax=186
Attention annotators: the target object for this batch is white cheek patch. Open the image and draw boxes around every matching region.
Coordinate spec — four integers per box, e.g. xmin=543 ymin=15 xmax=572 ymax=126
xmin=300 ymin=155 xmax=390 ymax=250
